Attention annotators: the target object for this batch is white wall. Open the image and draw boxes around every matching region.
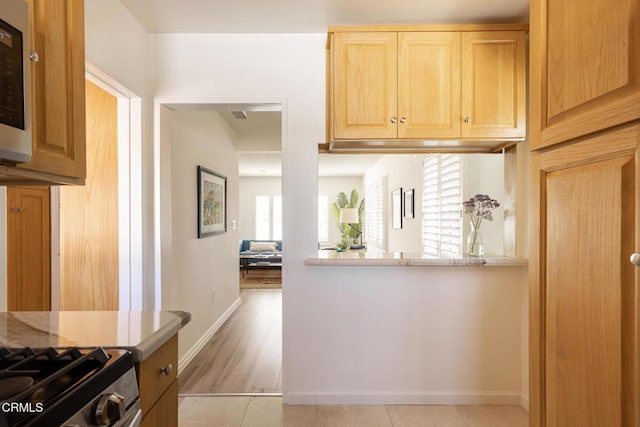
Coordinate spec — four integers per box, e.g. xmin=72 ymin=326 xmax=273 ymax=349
xmin=236 ymin=135 xmax=281 ymax=151
xmin=238 ymin=177 xmax=281 ymax=241
xmin=165 ymin=110 xmax=240 ymax=359
xmin=288 ymin=265 xmax=525 ymax=404
xmin=363 ymin=155 xmax=424 ymax=253
xmin=318 ymin=176 xmax=364 ymax=247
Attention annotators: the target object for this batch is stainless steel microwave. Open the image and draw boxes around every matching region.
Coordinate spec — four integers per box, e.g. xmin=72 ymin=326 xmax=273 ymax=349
xmin=0 ymin=0 xmax=31 ymax=164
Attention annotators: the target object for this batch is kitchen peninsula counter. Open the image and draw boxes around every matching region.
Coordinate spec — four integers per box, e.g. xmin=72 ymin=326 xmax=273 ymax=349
xmin=0 ymin=310 xmax=191 ymax=362
xmin=305 ymin=251 xmax=527 ymax=267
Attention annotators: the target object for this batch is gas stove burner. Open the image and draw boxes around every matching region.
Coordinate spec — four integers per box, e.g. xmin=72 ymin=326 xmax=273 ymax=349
xmin=0 ymin=376 xmax=34 ymax=400
xmin=0 ymin=346 xmax=139 ymax=427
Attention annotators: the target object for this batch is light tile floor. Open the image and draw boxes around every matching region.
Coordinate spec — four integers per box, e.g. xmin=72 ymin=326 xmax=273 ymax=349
xmin=179 ymin=396 xmax=529 ymax=427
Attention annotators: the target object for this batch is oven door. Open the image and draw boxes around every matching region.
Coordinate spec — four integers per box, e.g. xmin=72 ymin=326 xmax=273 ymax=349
xmin=114 ymin=401 xmax=141 ymax=427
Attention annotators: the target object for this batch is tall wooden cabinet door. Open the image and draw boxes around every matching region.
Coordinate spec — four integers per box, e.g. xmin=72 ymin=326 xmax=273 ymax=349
xmin=59 ymin=80 xmax=118 ymax=311
xmin=332 ymin=32 xmax=398 ymax=139
xmin=530 ymin=123 xmax=640 ymax=427
xmin=6 ymin=186 xmax=50 ymax=311
xmin=530 ymin=0 xmax=640 ymax=149
xmin=398 ymin=32 xmax=461 ymax=139
xmin=461 ymin=31 xmax=526 ymax=139
xmin=19 ymin=0 xmax=86 ymax=178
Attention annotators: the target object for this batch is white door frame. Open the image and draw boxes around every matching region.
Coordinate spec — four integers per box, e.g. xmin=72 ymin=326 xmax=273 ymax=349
xmin=50 ymin=62 xmax=143 ymax=310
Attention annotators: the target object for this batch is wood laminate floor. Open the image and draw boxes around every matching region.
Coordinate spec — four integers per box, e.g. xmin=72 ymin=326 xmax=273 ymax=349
xmin=179 ymin=289 xmax=282 ymax=394
xmin=239 ymin=268 xmax=282 ymax=289
xmin=179 ymin=396 xmax=529 ymax=427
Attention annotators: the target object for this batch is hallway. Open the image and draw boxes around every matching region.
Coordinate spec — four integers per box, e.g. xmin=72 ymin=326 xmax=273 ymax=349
xmin=179 ymin=289 xmax=282 ymax=394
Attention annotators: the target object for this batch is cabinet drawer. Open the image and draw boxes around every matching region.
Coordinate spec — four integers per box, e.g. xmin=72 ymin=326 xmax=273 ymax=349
xmin=135 ymin=335 xmax=178 ymax=415
xmin=141 ymin=380 xmax=178 ymax=427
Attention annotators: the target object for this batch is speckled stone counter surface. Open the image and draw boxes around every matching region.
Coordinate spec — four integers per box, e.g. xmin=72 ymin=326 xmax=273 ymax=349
xmin=0 ymin=311 xmax=191 ymax=362
xmin=305 ymin=251 xmax=528 ymax=267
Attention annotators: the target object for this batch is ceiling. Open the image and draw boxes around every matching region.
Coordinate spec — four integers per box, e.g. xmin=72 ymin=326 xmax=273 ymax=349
xmin=218 ymin=110 xmax=281 ymax=152
xmin=120 ymin=0 xmax=529 ymax=33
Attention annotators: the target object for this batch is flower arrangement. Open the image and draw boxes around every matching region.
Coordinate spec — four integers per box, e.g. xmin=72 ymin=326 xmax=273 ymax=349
xmin=463 ymin=194 xmax=500 ymax=256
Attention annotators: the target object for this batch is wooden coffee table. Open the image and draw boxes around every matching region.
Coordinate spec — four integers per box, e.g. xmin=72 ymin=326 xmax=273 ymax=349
xmin=239 ymin=253 xmax=282 ymax=277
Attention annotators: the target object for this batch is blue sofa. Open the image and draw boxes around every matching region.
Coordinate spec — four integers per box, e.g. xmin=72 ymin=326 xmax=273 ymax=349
xmin=239 ymin=239 xmax=282 ymax=255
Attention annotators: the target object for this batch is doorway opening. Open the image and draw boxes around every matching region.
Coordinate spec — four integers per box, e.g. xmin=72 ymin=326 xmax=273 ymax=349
xmin=235 ymin=110 xmax=282 ymax=291
xmin=158 ymin=102 xmax=284 ymax=395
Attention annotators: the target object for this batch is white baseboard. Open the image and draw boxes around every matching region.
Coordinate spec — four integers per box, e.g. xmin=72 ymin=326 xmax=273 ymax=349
xmin=520 ymin=394 xmax=530 ymax=411
xmin=284 ymin=391 xmax=522 ymax=405
xmin=178 ymin=297 xmax=241 ymax=375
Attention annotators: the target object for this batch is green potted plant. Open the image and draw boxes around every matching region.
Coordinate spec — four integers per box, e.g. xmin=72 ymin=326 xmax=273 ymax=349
xmin=331 ymin=189 xmax=364 ymax=250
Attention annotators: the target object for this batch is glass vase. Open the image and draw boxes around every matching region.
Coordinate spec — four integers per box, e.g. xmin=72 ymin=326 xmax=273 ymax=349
xmin=466 ymin=221 xmax=485 ymax=257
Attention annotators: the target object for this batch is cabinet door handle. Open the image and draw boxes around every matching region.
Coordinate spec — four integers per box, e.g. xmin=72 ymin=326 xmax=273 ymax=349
xmin=390 ymin=117 xmax=397 ymax=124
xmin=464 ymin=116 xmax=472 ymax=123
xmin=29 ymin=51 xmax=39 ymax=63
xmin=10 ymin=208 xmax=24 ymax=213
xmin=631 ymin=253 xmax=640 ymax=266
xmin=160 ymin=363 xmax=173 ymax=376
xmin=400 ymin=117 xmax=407 ymax=123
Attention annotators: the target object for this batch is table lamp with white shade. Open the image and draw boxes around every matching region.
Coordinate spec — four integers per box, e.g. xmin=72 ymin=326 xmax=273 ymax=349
xmin=339 ymin=207 xmax=361 ymax=250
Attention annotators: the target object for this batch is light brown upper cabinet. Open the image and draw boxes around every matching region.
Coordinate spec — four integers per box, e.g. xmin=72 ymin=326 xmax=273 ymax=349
xmin=0 ymin=0 xmax=86 ymax=185
xmin=461 ymin=31 xmax=526 ymax=139
xmin=327 ymin=25 xmax=527 ymax=150
xmin=530 ymin=0 xmax=640 ymax=150
xmin=332 ymin=32 xmax=398 ymax=139
xmin=398 ymin=32 xmax=461 ymax=139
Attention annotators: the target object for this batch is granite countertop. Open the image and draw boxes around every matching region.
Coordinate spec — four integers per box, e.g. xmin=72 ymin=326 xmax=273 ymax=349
xmin=0 ymin=310 xmax=191 ymax=362
xmin=305 ymin=251 xmax=528 ymax=267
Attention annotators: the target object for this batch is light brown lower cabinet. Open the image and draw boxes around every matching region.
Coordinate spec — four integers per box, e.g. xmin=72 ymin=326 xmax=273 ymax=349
xmin=135 ymin=334 xmax=179 ymax=427
xmin=141 ymin=381 xmax=178 ymax=427
xmin=6 ymin=186 xmax=50 ymax=311
xmin=530 ymin=122 xmax=640 ymax=426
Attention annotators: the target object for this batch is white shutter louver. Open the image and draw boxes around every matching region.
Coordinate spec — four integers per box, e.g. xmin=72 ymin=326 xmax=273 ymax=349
xmin=365 ymin=180 xmax=384 ymax=248
xmin=422 ymin=155 xmax=462 ymax=256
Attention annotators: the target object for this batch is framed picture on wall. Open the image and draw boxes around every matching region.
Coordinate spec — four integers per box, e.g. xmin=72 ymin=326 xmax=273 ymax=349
xmin=392 ymin=187 xmax=403 ymax=229
xmin=197 ymin=166 xmax=227 ymax=238
xmin=404 ymin=189 xmax=414 ymax=219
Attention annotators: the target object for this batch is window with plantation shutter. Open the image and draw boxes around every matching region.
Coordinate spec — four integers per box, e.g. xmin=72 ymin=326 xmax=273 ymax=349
xmin=422 ymin=155 xmax=462 ymax=256
xmin=365 ymin=179 xmax=384 ymax=249
xmin=255 ymin=195 xmax=282 ymax=240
